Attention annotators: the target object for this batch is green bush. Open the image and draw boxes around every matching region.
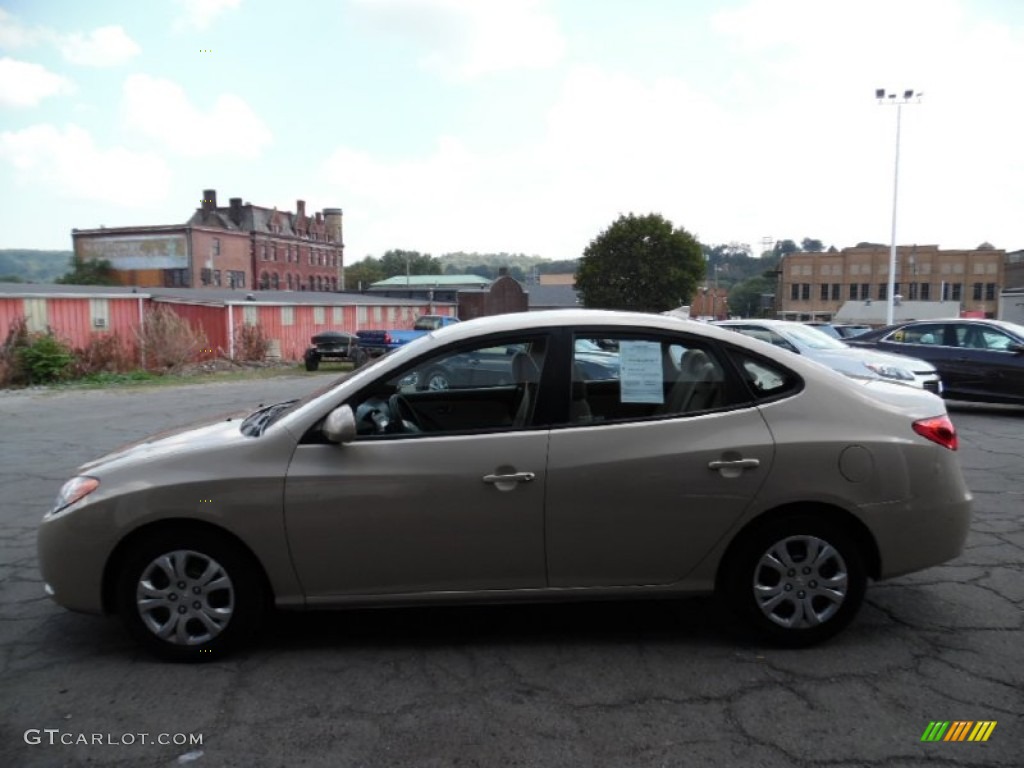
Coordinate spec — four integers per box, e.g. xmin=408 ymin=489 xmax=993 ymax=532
xmin=17 ymin=332 xmax=74 ymax=384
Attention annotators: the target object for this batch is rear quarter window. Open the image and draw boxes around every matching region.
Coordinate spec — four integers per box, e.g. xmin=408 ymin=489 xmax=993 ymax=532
xmin=726 ymin=348 xmax=802 ymax=401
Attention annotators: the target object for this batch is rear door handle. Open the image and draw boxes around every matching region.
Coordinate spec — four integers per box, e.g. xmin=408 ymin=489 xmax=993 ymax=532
xmin=483 ymin=471 xmax=535 ymax=484
xmin=708 ymin=458 xmax=760 ymax=472
xmin=482 ymin=471 xmax=535 ymax=491
xmin=708 ymin=458 xmax=760 ymax=479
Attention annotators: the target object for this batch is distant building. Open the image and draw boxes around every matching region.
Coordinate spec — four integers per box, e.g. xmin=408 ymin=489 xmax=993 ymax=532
xmin=364 ymin=274 xmax=492 ymax=303
xmin=72 ymin=189 xmax=344 ymax=292
xmin=778 ymin=244 xmax=1007 ymax=320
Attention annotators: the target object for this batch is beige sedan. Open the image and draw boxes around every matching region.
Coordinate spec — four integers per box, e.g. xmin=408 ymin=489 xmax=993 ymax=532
xmin=38 ymin=310 xmax=972 ymax=660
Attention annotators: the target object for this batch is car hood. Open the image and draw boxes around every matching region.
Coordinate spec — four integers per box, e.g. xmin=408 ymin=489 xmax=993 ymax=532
xmin=806 ymin=346 xmax=935 ymax=373
xmin=77 ymin=412 xmax=248 ymax=474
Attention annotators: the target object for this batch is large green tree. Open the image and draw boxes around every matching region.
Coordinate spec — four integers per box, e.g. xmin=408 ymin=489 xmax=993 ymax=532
xmin=379 ymin=249 xmax=442 ymax=278
xmin=56 ymin=256 xmax=119 ymax=286
xmin=575 ymin=213 xmax=704 ymax=312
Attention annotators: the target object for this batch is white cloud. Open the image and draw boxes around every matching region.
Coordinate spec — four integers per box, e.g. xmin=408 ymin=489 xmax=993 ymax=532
xmin=0 ymin=57 xmax=72 ymax=107
xmin=174 ymin=0 xmax=243 ymax=31
xmin=122 ymin=74 xmax=272 ymax=158
xmin=0 ymin=8 xmax=46 ymax=48
xmin=0 ymin=123 xmax=172 ymax=206
xmin=323 ymin=65 xmax=747 ymax=259
xmin=351 ymin=0 xmax=565 ymax=80
xmin=59 ymin=26 xmax=141 ymax=67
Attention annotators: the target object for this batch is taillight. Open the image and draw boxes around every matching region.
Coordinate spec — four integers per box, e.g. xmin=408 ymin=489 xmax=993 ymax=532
xmin=913 ymin=415 xmax=958 ymax=451
xmin=384 ymin=333 xmax=392 ymax=344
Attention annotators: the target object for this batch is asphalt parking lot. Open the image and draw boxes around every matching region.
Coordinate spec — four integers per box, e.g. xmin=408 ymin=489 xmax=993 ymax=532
xmin=1 ymin=375 xmax=1021 ymax=767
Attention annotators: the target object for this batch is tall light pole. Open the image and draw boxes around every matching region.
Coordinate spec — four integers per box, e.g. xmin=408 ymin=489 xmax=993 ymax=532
xmin=876 ymin=88 xmax=922 ymax=325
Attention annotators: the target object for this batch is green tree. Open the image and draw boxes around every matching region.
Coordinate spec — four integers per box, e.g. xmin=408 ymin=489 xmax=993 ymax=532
xmin=379 ymin=249 xmax=442 ymax=278
xmin=727 ymin=275 xmax=777 ymax=318
xmin=773 ymin=239 xmax=801 ymax=257
xmin=56 ymin=256 xmax=119 ymax=286
xmin=345 ymin=256 xmax=386 ymax=290
xmin=801 ymin=237 xmax=824 ymax=253
xmin=575 ymin=213 xmax=705 ymax=312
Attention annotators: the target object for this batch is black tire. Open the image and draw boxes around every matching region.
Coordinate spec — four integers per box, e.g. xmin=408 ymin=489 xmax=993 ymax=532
xmin=115 ymin=528 xmax=268 ymax=662
xmin=719 ymin=515 xmax=866 ymax=647
xmin=304 ymin=351 xmax=320 ymax=371
xmin=419 ymin=367 xmax=450 ymax=391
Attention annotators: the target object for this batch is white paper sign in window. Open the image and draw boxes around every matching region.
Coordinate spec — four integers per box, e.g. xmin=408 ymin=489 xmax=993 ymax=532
xmin=619 ymin=341 xmax=664 ymax=403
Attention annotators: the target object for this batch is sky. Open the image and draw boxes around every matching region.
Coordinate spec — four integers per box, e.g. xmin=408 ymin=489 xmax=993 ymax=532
xmin=1 ymin=0 xmax=1022 ymax=263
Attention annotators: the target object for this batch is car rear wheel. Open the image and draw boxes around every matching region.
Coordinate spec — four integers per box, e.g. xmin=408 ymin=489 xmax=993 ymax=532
xmin=115 ymin=529 xmax=267 ymax=662
xmin=304 ymin=351 xmax=320 ymax=371
xmin=721 ymin=515 xmax=866 ymax=647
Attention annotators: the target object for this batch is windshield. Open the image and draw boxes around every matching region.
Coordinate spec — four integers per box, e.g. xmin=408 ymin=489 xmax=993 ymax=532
xmin=779 ymin=324 xmax=850 ymax=350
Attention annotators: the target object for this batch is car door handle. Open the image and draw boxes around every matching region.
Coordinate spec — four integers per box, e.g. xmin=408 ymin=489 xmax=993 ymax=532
xmin=482 ymin=471 xmax=536 ymax=484
xmin=707 ymin=458 xmax=760 ymax=470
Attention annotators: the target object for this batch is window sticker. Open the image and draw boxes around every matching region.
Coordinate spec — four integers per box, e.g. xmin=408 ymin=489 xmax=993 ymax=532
xmin=619 ymin=341 xmax=664 ymax=403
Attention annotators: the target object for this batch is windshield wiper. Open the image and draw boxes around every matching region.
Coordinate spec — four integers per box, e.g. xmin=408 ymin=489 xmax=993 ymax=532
xmin=240 ymin=400 xmax=298 ymax=437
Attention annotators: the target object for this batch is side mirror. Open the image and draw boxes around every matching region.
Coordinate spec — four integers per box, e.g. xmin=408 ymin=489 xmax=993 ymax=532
xmin=323 ymin=404 xmax=357 ymax=444
xmin=1008 ymin=342 xmax=1024 ymax=355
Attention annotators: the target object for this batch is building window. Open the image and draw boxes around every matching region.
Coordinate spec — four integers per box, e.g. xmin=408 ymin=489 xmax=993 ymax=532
xmin=973 ymin=282 xmax=983 ymax=300
xmin=919 ymin=283 xmax=930 ymax=300
xmin=261 ymin=244 xmax=267 ymax=261
xmin=801 ymin=283 xmax=810 ymax=301
xmin=831 ymin=284 xmax=841 ymax=301
xmin=271 ymin=245 xmax=277 ymax=262
xmin=213 ymin=269 xmax=222 ymax=287
xmin=281 ymin=306 xmax=294 ymax=326
xmin=271 ymin=273 xmax=279 ymax=290
xmin=820 ymin=284 xmax=829 ymax=301
xmin=850 ymin=284 xmax=859 ymax=300
xmin=243 ymin=305 xmax=257 ymax=325
xmin=985 ymin=283 xmax=996 ymax=301
xmin=951 ymin=283 xmax=962 ymax=301
xmin=212 ymin=238 xmax=220 ymax=256
xmin=259 ymin=272 xmax=269 ymax=289
xmin=314 ymin=306 xmax=325 ymax=325
xmin=878 ymin=283 xmax=887 ymax=300
xmin=228 ymin=271 xmax=245 ymax=288
xmin=908 ymin=283 xmax=918 ymax=300
xmin=166 ymin=269 xmax=190 ymax=287
xmin=861 ymin=283 xmax=870 ymax=299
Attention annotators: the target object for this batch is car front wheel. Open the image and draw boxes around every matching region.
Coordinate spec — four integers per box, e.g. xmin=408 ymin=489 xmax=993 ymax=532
xmin=115 ymin=528 xmax=267 ymax=662
xmin=721 ymin=515 xmax=867 ymax=647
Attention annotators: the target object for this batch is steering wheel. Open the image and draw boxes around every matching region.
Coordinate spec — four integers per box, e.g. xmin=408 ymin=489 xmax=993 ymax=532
xmin=387 ymin=393 xmax=422 ymax=434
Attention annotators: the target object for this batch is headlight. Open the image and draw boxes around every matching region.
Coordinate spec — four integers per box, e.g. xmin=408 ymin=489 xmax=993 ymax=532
xmin=51 ymin=476 xmax=100 ymax=515
xmin=863 ymin=362 xmax=914 ymax=381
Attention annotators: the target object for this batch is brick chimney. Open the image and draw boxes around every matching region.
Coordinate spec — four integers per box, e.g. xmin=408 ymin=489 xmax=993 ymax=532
xmin=296 ymin=199 xmax=306 ymax=218
xmin=202 ymin=189 xmax=217 ymax=212
xmin=229 ymin=197 xmax=242 ymax=225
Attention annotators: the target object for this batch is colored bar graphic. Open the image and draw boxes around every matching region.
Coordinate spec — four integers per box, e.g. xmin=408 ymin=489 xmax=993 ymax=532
xmin=921 ymin=721 xmax=949 ymax=741
xmin=968 ymin=722 xmax=997 ymax=742
xmin=921 ymin=720 xmax=996 ymax=742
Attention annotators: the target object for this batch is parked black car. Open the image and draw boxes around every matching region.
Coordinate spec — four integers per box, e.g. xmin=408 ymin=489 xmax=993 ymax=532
xmin=847 ymin=319 xmax=1024 ymax=404
xmin=304 ymin=331 xmax=365 ymax=371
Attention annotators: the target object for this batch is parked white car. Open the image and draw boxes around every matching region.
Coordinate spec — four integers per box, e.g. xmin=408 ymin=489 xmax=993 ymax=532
xmin=714 ymin=319 xmax=942 ymax=394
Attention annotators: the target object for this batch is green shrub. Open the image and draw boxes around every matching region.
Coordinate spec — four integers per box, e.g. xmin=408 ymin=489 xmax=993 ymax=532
xmin=17 ymin=332 xmax=74 ymax=384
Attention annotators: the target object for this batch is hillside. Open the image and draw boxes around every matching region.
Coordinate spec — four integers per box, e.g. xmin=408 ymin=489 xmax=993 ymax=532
xmin=0 ymin=250 xmax=72 ymax=283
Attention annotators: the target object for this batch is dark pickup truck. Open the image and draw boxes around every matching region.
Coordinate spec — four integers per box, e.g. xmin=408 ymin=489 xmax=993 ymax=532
xmin=355 ymin=314 xmax=460 ymax=359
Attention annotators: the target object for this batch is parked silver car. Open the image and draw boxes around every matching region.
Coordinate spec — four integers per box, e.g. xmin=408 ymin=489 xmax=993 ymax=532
xmin=715 ymin=319 xmax=942 ymax=394
xmin=38 ymin=310 xmax=971 ymax=660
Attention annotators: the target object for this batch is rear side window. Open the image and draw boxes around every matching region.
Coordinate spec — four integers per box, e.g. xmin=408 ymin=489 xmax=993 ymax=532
xmin=566 ymin=333 xmax=747 ymax=424
xmin=726 ymin=349 xmax=802 ymax=400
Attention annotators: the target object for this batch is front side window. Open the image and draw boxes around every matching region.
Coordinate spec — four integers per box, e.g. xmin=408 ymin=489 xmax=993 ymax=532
xmin=349 ymin=336 xmax=549 ymax=438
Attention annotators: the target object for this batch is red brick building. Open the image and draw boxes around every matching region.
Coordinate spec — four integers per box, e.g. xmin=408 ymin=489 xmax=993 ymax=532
xmin=72 ymin=189 xmax=344 ymax=293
